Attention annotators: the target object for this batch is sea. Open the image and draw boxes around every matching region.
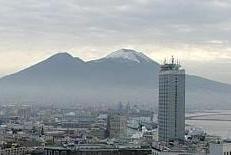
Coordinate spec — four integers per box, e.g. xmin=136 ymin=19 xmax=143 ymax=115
xmin=186 ymin=110 xmax=231 ymax=139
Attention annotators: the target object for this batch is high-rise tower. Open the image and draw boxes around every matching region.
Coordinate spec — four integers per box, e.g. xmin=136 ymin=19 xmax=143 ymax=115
xmin=158 ymin=57 xmax=185 ymax=142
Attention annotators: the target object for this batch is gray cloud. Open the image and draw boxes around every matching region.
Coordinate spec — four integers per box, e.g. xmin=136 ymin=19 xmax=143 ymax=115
xmin=0 ymin=0 xmax=231 ymax=83
xmin=1 ymin=0 xmax=231 ymax=44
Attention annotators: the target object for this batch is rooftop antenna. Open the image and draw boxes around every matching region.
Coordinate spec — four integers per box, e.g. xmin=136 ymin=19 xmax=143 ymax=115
xmin=177 ymin=58 xmax=181 ymax=69
xmin=226 ymin=130 xmax=231 ymax=140
xmin=164 ymin=58 xmax=167 ymax=64
xmin=171 ymin=56 xmax=174 ymax=64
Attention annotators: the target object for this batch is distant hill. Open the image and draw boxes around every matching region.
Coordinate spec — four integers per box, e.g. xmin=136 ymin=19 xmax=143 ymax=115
xmin=0 ymin=49 xmax=230 ymax=110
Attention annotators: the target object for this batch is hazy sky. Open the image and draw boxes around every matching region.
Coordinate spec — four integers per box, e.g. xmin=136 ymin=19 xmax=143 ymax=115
xmin=0 ymin=0 xmax=231 ymax=84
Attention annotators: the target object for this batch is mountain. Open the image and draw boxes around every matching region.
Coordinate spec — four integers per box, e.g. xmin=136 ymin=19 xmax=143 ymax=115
xmin=104 ymin=49 xmax=154 ymax=63
xmin=0 ymin=49 xmax=230 ymax=110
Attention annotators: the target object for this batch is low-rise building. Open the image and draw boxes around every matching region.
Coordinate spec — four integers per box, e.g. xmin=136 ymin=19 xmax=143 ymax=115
xmin=209 ymin=140 xmax=231 ymax=155
xmin=44 ymin=144 xmax=151 ymax=155
xmin=152 ymin=141 xmax=207 ymax=155
xmin=0 ymin=147 xmax=27 ymax=155
xmin=106 ymin=113 xmax=127 ymax=139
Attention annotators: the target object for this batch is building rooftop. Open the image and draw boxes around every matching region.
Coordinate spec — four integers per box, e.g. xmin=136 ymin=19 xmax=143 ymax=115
xmin=160 ymin=56 xmax=182 ymax=71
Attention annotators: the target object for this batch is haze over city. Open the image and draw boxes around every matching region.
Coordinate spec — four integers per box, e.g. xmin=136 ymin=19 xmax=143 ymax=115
xmin=0 ymin=1 xmax=231 ymax=155
xmin=0 ymin=0 xmax=231 ymax=84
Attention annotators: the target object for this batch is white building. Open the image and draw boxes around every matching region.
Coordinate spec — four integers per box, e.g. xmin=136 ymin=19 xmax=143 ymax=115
xmin=158 ymin=57 xmax=185 ymax=142
xmin=152 ymin=141 xmax=231 ymax=155
xmin=152 ymin=141 xmax=207 ymax=155
xmin=209 ymin=141 xmax=231 ymax=155
xmin=152 ymin=149 xmax=207 ymax=155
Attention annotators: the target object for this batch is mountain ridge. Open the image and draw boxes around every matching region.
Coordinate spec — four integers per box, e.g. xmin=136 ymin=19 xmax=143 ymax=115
xmin=0 ymin=49 xmax=230 ymax=110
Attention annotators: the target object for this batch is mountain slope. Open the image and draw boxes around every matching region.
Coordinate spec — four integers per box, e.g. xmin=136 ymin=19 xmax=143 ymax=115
xmin=0 ymin=49 xmax=230 ymax=110
xmin=104 ymin=49 xmax=154 ymax=63
xmin=86 ymin=50 xmax=159 ymax=87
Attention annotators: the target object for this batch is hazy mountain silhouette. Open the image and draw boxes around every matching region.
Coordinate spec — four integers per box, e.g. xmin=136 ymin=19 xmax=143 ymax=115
xmin=0 ymin=49 xmax=230 ymax=110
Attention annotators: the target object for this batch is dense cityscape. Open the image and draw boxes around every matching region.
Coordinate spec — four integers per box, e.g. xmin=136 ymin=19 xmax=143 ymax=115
xmin=0 ymin=1 xmax=231 ymax=155
xmin=0 ymin=57 xmax=229 ymax=155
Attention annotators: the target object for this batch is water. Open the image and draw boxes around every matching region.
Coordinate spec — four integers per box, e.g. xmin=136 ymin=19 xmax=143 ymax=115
xmin=186 ymin=110 xmax=231 ymax=138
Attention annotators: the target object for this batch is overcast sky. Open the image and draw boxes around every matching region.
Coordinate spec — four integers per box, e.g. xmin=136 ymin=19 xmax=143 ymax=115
xmin=0 ymin=0 xmax=231 ymax=84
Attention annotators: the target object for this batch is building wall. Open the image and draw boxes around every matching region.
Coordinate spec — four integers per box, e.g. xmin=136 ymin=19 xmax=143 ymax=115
xmin=223 ymin=143 xmax=231 ymax=154
xmin=152 ymin=149 xmax=207 ymax=155
xmin=158 ymin=64 xmax=185 ymax=142
xmin=0 ymin=147 xmax=27 ymax=155
xmin=44 ymin=148 xmax=151 ymax=155
xmin=209 ymin=143 xmax=231 ymax=155
xmin=108 ymin=114 xmax=127 ymax=139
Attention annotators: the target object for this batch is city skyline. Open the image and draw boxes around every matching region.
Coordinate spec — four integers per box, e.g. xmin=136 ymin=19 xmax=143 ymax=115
xmin=0 ymin=1 xmax=230 ymax=155
xmin=0 ymin=0 xmax=231 ymax=84
xmin=0 ymin=49 xmax=230 ymax=85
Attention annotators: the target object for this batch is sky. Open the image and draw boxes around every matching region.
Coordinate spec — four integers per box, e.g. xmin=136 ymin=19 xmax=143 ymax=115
xmin=0 ymin=0 xmax=231 ymax=84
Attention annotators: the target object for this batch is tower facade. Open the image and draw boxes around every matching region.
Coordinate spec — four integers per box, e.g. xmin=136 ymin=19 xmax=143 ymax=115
xmin=106 ymin=113 xmax=127 ymax=139
xmin=158 ymin=58 xmax=185 ymax=142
